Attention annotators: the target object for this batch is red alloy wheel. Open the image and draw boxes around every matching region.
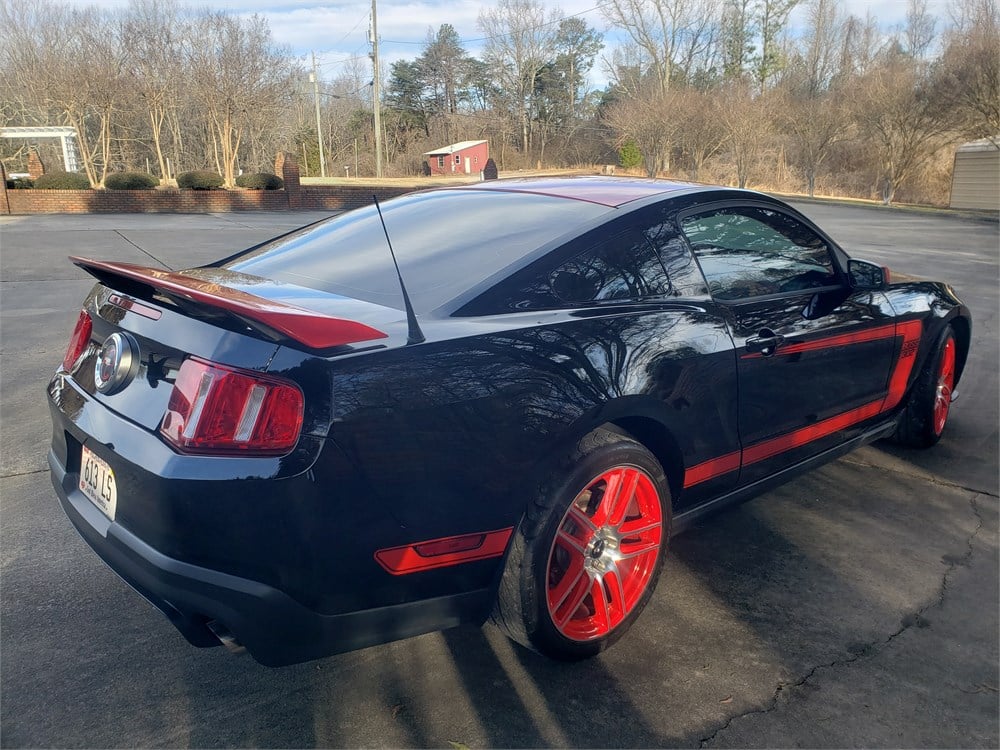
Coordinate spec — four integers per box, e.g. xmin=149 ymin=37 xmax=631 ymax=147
xmin=545 ymin=465 xmax=663 ymax=641
xmin=933 ymin=336 xmax=956 ymax=436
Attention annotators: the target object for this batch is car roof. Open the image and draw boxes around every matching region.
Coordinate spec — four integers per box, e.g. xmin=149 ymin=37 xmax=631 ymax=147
xmin=442 ymin=176 xmax=711 ymax=208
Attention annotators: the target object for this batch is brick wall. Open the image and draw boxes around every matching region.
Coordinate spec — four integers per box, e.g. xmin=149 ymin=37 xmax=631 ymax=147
xmin=2 ymin=152 xmax=418 ymax=215
xmin=3 ymin=185 xmax=417 ymax=215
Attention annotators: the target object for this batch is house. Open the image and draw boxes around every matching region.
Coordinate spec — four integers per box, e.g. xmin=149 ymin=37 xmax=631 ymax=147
xmin=950 ymin=138 xmax=999 ymax=211
xmin=423 ymin=140 xmax=489 ymax=176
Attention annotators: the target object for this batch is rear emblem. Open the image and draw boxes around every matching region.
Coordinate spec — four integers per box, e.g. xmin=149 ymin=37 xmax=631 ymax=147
xmin=94 ymin=333 xmax=139 ymax=394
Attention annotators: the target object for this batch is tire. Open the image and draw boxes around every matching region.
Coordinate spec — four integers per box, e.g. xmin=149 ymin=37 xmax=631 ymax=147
xmin=491 ymin=427 xmax=671 ymax=660
xmin=894 ymin=326 xmax=957 ymax=448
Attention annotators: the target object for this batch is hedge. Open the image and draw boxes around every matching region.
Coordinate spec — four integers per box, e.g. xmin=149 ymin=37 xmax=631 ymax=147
xmin=105 ymin=172 xmax=158 ymax=190
xmin=177 ymin=170 xmax=224 ymax=190
xmin=34 ymin=172 xmax=91 ymax=190
xmin=236 ymin=172 xmax=283 ymax=190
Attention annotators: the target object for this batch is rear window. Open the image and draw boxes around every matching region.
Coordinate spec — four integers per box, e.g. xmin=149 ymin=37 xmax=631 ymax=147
xmin=222 ymin=190 xmax=609 ymax=312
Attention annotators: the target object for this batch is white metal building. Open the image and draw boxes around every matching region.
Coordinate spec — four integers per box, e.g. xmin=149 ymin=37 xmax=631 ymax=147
xmin=950 ymin=139 xmax=1000 ymax=211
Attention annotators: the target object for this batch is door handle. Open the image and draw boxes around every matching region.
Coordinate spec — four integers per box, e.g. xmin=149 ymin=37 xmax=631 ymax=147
xmin=746 ymin=329 xmax=785 ymax=356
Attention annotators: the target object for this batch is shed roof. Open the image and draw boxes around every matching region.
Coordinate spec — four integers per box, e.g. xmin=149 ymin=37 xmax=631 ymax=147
xmin=423 ymin=140 xmax=488 ymax=156
xmin=957 ymin=138 xmax=1000 ymax=153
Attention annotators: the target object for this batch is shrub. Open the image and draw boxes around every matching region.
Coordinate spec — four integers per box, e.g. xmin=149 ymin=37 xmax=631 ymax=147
xmin=104 ymin=172 xmax=158 ymax=190
xmin=177 ymin=170 xmax=224 ymax=190
xmin=483 ymin=158 xmax=498 ymax=180
xmin=34 ymin=172 xmax=91 ymax=190
xmin=5 ymin=177 xmax=34 ymax=189
xmin=618 ymin=141 xmax=642 ymax=169
xmin=235 ymin=172 xmax=283 ymax=190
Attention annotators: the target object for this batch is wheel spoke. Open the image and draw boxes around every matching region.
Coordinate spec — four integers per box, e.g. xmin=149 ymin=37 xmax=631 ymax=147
xmin=618 ymin=518 xmax=661 ymax=538
xmin=597 ymin=468 xmax=639 ymax=528
xmin=554 ymin=569 xmax=591 ymax=626
xmin=590 ymin=576 xmax=611 ymax=632
xmin=556 ymin=527 xmax=588 ymax=556
xmin=618 ymin=538 xmax=661 ymax=560
xmin=566 ymin=505 xmax=598 ymax=535
xmin=939 ymin=340 xmax=956 ymax=384
xmin=549 ymin=547 xmax=586 ymax=612
xmin=603 ymin=565 xmax=627 ymax=626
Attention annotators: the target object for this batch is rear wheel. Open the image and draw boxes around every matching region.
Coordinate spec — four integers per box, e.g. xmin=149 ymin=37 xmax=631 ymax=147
xmin=895 ymin=327 xmax=957 ymax=448
xmin=492 ymin=428 xmax=670 ymax=659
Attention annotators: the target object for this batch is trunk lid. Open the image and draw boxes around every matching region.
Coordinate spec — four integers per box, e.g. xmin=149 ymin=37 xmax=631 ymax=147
xmin=68 ymin=258 xmax=403 ymax=431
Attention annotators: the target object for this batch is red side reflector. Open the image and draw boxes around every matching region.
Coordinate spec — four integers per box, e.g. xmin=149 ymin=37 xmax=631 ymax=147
xmin=375 ymin=528 xmax=513 ymax=575
xmin=70 ymin=257 xmax=388 ymax=349
xmin=62 ymin=310 xmax=93 ymax=372
xmin=160 ymin=357 xmax=303 ymax=455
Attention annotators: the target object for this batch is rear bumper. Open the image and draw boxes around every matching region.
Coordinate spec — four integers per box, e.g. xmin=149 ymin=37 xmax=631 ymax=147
xmin=49 ymin=449 xmax=491 ymax=667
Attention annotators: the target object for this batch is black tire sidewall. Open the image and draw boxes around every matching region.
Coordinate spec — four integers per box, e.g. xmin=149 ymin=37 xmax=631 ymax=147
xmin=517 ymin=433 xmax=671 ymax=660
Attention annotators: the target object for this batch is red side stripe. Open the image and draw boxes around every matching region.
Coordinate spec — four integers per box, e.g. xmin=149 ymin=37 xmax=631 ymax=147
xmin=686 ymin=319 xmax=924 ymax=487
xmin=881 ymin=320 xmax=923 ymax=411
xmin=741 ymin=323 xmax=897 ymax=359
xmin=742 ymin=400 xmax=884 ymax=465
xmin=375 ymin=528 xmax=513 ymax=575
xmin=684 ymin=452 xmax=741 ymax=488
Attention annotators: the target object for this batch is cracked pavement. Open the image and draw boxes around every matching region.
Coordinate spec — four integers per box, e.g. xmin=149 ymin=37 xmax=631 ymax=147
xmin=1 ymin=205 xmax=997 ymax=748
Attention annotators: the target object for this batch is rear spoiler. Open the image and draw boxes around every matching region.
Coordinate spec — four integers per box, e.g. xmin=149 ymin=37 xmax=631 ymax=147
xmin=71 ymin=257 xmax=388 ymax=349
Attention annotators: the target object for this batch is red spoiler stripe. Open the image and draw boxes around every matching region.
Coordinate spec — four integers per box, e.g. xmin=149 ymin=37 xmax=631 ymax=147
xmin=71 ymin=257 xmax=388 ymax=349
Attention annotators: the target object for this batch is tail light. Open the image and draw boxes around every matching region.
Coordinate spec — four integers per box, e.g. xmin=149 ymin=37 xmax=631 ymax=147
xmin=62 ymin=310 xmax=93 ymax=372
xmin=160 ymin=357 xmax=303 ymax=455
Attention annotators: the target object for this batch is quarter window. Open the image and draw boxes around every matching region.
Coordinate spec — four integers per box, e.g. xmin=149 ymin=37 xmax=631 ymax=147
xmin=509 ymin=227 xmax=671 ymax=309
xmin=680 ymin=206 xmax=837 ymax=300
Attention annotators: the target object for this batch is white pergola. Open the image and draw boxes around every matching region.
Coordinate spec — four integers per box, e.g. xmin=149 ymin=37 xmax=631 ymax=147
xmin=1 ymin=127 xmax=80 ymax=173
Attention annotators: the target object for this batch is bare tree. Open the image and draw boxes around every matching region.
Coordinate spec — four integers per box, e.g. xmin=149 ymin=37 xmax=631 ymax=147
xmin=604 ymin=83 xmax=681 ymax=176
xmin=479 ymin=0 xmax=561 ymax=156
xmin=187 ymin=13 xmax=296 ymax=187
xmin=600 ymin=0 xmax=718 ymax=93
xmin=796 ymin=0 xmax=845 ymax=95
xmin=121 ymin=0 xmax=187 ymax=181
xmin=718 ymin=83 xmax=772 ymax=188
xmin=854 ymin=54 xmax=955 ymax=204
xmin=904 ymin=0 xmax=937 ymax=59
xmin=672 ymin=89 xmax=726 ymax=179
xmin=933 ymin=0 xmax=999 ymax=145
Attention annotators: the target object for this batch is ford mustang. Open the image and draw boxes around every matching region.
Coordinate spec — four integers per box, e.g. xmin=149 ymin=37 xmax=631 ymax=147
xmin=47 ymin=177 xmax=971 ymax=666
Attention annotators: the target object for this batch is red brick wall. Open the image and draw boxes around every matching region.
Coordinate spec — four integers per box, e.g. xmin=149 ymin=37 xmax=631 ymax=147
xmin=3 ymin=186 xmax=417 ymax=215
xmin=0 ymin=161 xmax=9 ymax=215
xmin=2 ymin=150 xmax=420 ymax=215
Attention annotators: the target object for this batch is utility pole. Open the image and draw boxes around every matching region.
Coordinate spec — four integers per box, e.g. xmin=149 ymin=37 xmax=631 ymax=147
xmin=310 ymin=52 xmax=327 ymax=178
xmin=369 ymin=0 xmax=383 ymax=178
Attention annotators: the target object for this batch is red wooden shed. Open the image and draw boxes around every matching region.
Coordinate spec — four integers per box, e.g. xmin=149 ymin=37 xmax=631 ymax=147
xmin=423 ymin=140 xmax=489 ymax=176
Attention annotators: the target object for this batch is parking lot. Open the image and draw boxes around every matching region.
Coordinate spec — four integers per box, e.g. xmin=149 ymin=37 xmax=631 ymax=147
xmin=1 ymin=203 xmax=997 ymax=748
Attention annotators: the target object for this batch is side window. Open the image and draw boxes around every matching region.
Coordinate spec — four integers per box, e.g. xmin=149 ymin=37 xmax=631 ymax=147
xmin=680 ymin=206 xmax=838 ymax=301
xmin=437 ymin=156 xmax=444 ymax=168
xmin=511 ymin=227 xmax=671 ymax=309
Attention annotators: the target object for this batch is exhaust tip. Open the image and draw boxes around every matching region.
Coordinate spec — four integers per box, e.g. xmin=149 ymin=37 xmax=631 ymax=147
xmin=206 ymin=620 xmax=246 ymax=655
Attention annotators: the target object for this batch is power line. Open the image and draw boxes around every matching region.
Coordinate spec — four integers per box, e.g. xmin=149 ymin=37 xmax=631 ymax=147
xmin=381 ymin=4 xmax=605 ymax=46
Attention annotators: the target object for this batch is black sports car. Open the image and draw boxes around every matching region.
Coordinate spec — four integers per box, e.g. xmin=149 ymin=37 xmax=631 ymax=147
xmin=48 ymin=177 xmax=971 ymax=666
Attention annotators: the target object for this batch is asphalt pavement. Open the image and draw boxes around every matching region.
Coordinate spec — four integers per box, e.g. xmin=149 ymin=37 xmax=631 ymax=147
xmin=0 ymin=203 xmax=997 ymax=748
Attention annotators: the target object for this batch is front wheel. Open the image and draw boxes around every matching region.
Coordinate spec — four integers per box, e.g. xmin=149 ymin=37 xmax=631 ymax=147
xmin=491 ymin=428 xmax=671 ymax=660
xmin=894 ymin=326 xmax=957 ymax=448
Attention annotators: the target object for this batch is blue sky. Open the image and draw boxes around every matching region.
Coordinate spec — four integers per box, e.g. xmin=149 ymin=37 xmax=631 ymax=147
xmin=75 ymin=0 xmax=952 ymax=88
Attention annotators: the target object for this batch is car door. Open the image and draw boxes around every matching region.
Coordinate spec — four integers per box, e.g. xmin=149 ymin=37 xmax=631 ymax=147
xmin=678 ymin=201 xmax=899 ymax=486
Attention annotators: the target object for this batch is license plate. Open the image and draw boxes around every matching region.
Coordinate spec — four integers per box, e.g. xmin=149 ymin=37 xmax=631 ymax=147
xmin=80 ymin=445 xmax=117 ymax=520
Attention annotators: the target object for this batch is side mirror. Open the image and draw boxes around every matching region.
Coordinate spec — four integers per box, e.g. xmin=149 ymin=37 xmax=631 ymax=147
xmin=848 ymin=259 xmax=889 ymax=290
